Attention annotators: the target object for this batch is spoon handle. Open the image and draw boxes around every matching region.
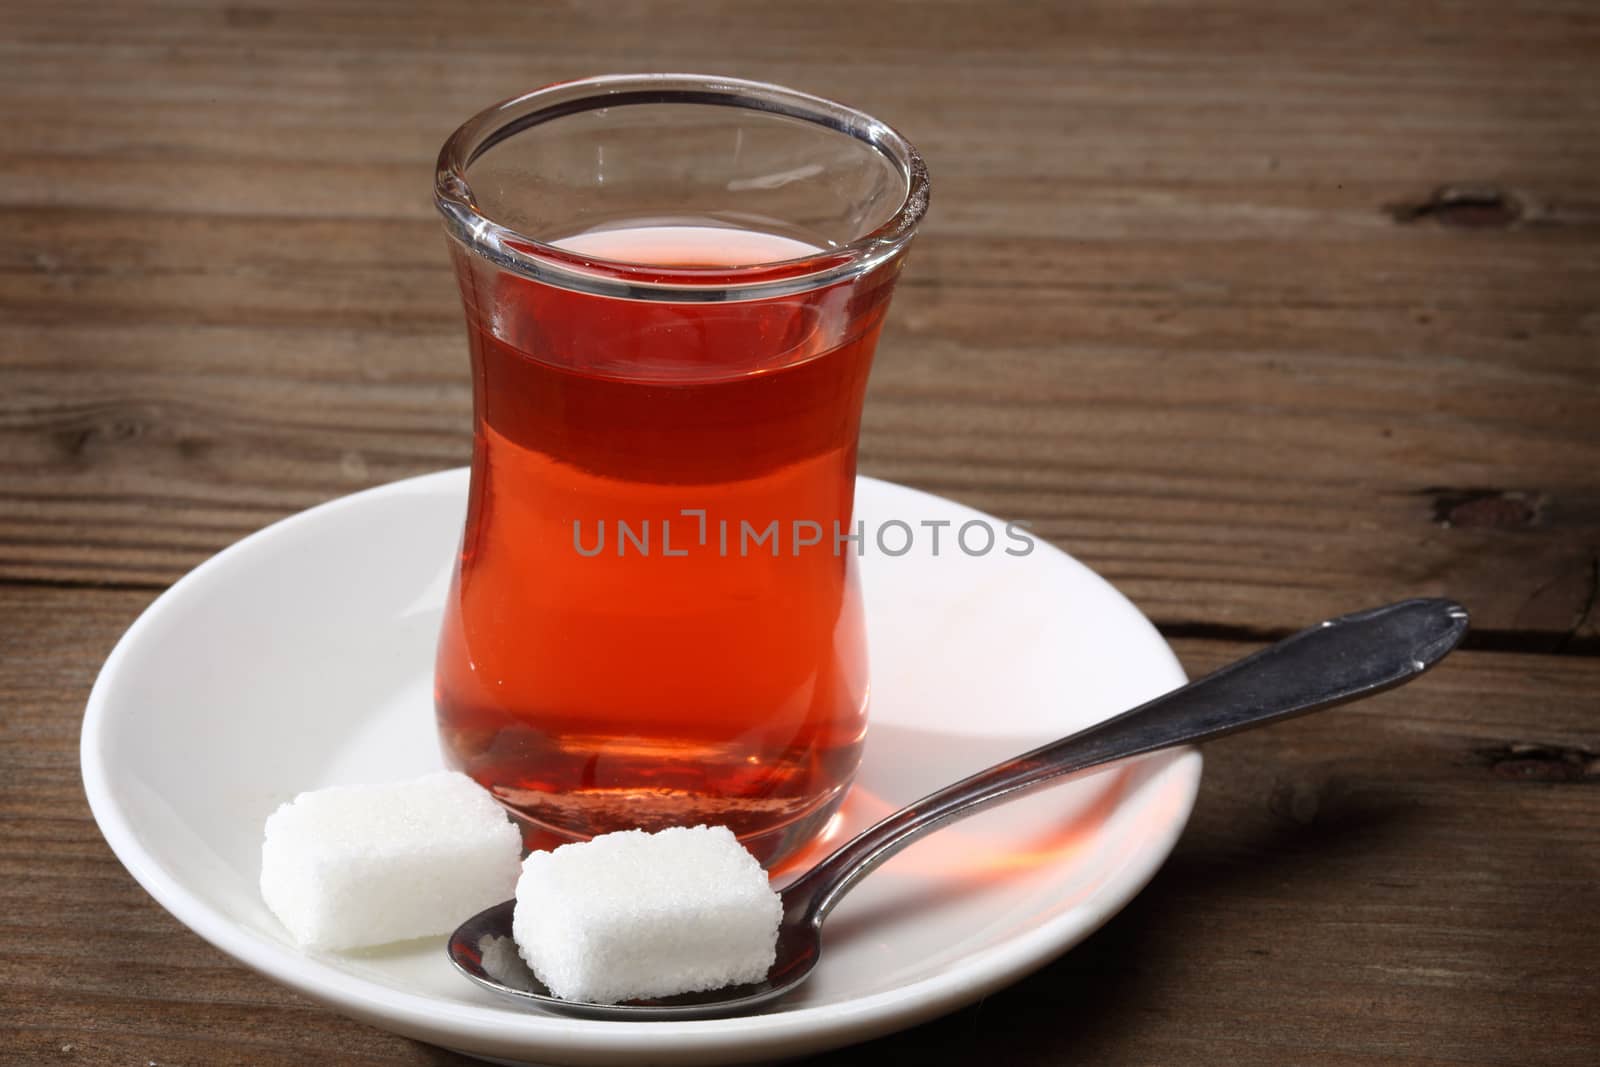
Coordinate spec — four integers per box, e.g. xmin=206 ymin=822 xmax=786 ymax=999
xmin=784 ymin=597 xmax=1469 ymax=924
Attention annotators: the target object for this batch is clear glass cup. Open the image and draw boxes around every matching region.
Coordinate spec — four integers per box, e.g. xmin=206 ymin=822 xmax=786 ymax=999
xmin=433 ymin=74 xmax=928 ymax=866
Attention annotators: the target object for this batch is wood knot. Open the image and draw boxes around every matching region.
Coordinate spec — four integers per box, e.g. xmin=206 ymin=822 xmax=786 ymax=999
xmin=1386 ymin=185 xmax=1523 ymax=228
xmin=54 ymin=417 xmax=146 ymax=460
xmin=1269 ymin=778 xmax=1322 ymax=825
xmin=1476 ymin=743 xmax=1599 ymax=783
xmin=1425 ymin=488 xmax=1543 ymax=530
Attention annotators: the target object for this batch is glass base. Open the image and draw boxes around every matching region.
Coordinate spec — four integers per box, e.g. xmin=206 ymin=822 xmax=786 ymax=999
xmin=502 ymin=778 xmax=854 ymax=869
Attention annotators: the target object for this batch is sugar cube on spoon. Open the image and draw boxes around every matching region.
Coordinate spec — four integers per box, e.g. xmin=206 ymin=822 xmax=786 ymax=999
xmin=512 ymin=825 xmax=782 ymax=1003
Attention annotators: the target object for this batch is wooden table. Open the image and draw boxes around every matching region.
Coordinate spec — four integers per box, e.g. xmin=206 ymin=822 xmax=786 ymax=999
xmin=4 ymin=2 xmax=1597 ymax=1063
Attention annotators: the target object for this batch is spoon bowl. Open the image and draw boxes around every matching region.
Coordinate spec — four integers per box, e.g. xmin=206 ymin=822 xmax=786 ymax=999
xmin=448 ymin=598 xmax=1469 ymax=1020
xmin=449 ymin=899 xmax=822 ymax=1020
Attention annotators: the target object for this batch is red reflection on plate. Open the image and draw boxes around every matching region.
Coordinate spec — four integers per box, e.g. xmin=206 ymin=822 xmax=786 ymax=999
xmin=771 ymin=770 xmax=1130 ymax=887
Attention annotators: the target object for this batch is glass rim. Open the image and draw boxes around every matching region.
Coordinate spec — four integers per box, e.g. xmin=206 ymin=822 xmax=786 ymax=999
xmin=434 ymin=73 xmax=929 ymax=302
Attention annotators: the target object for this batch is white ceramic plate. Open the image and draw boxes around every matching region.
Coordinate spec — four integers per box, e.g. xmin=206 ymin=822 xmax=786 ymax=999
xmin=82 ymin=470 xmax=1200 ymax=1066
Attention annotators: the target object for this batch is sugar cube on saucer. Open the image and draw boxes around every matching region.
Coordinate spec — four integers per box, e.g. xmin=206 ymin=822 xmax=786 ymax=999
xmin=260 ymin=771 xmax=520 ymax=950
xmin=512 ymin=825 xmax=782 ymax=1003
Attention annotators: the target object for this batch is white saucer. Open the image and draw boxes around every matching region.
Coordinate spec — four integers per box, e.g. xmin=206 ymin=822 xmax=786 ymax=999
xmin=81 ymin=470 xmax=1200 ymax=1066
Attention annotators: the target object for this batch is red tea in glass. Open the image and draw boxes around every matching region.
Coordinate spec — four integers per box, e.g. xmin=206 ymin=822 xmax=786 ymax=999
xmin=433 ymin=76 xmax=928 ymax=865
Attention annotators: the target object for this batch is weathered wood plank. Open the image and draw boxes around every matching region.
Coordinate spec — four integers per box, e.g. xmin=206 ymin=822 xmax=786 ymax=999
xmin=4 ymin=260 xmax=1596 ymax=639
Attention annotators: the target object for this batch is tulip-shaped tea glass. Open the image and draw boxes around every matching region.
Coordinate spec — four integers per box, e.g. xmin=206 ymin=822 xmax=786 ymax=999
xmin=433 ymin=75 xmax=928 ymax=866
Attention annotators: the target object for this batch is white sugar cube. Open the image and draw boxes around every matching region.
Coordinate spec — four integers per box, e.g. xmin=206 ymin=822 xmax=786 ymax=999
xmin=260 ymin=771 xmax=521 ymax=950
xmin=513 ymin=825 xmax=782 ymax=1003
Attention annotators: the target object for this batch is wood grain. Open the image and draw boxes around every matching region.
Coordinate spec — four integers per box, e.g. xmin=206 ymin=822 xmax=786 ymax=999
xmin=2 ymin=0 xmax=1597 ymax=1063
